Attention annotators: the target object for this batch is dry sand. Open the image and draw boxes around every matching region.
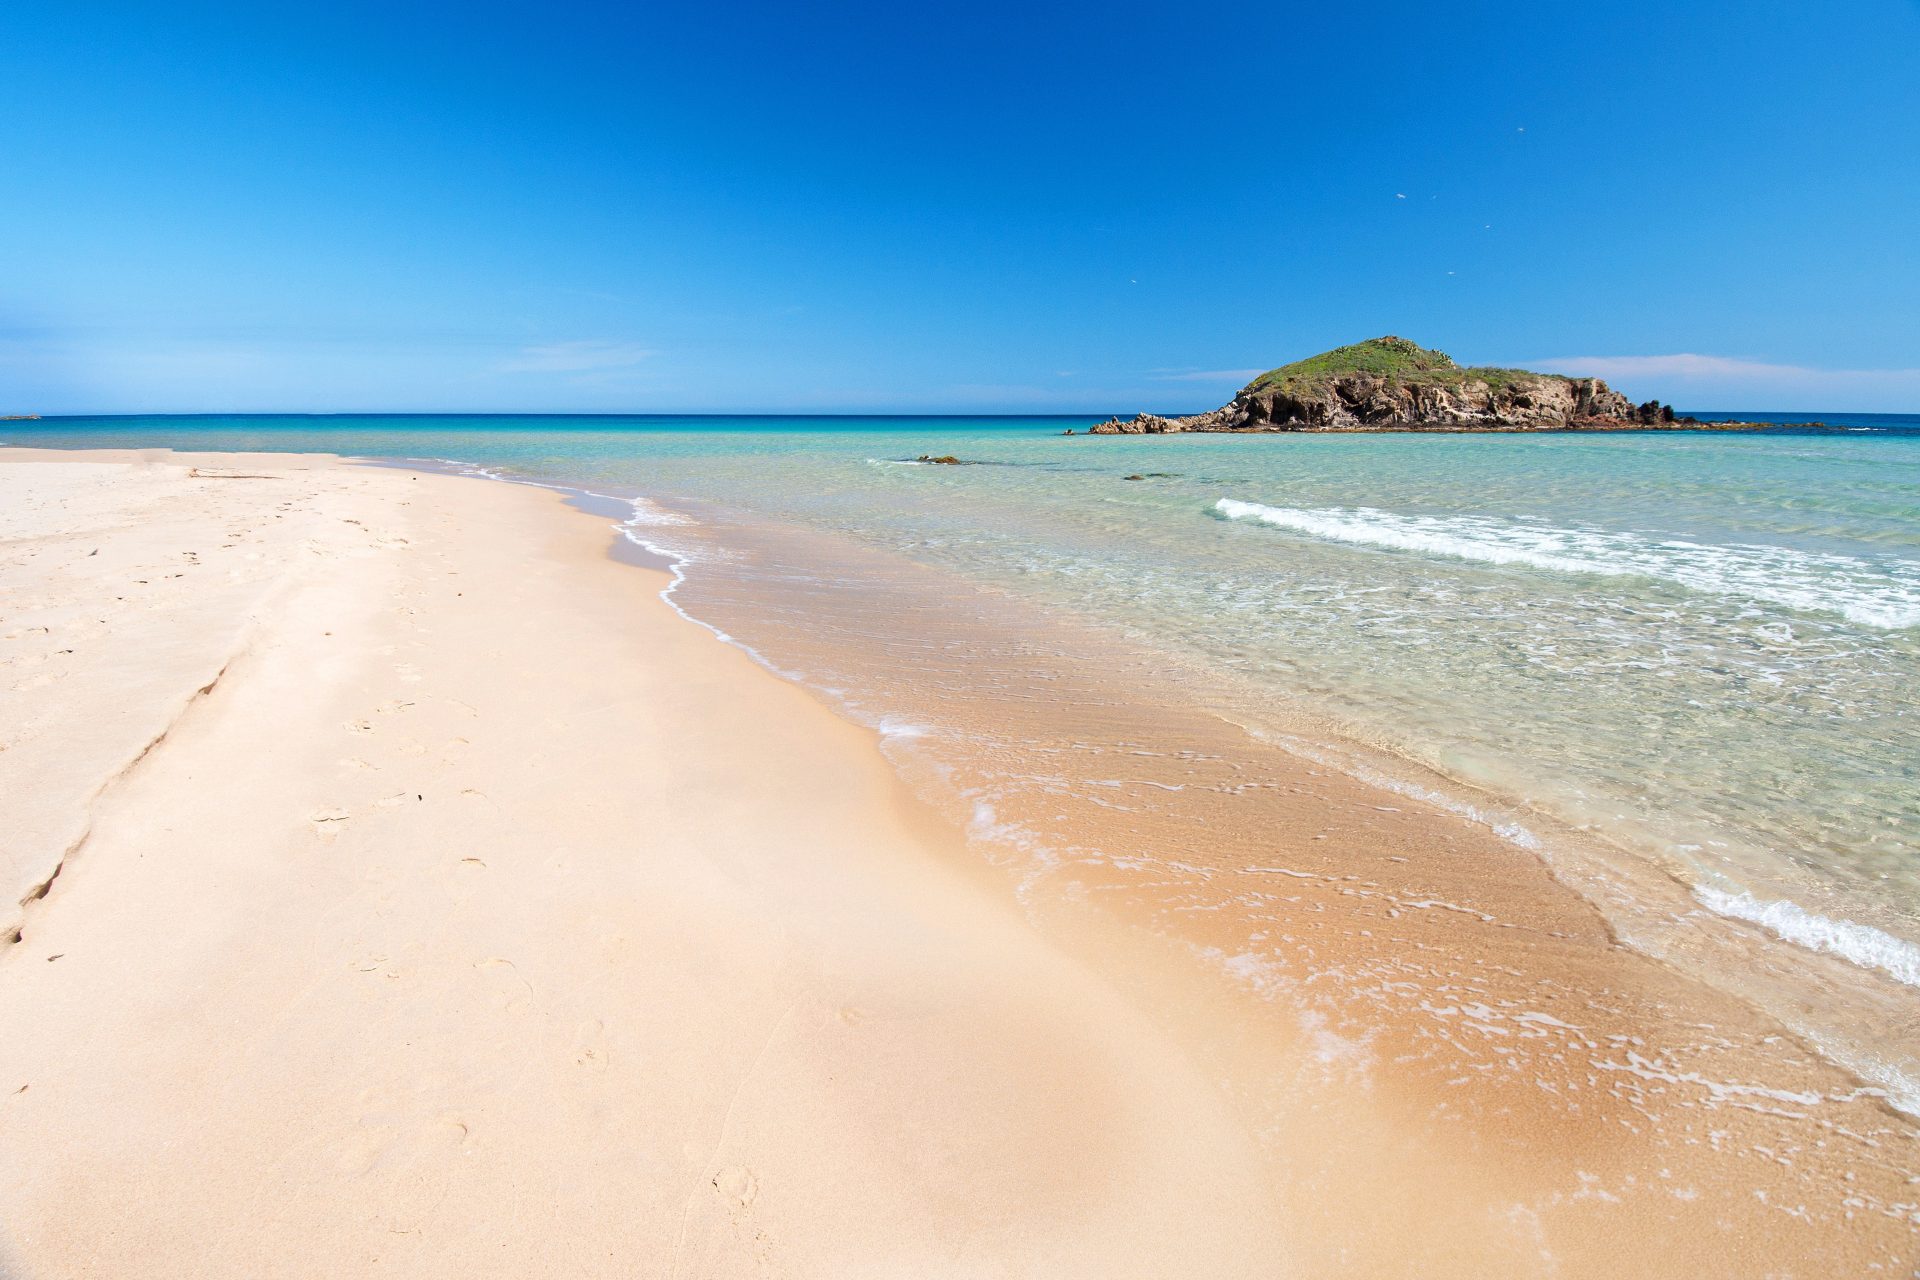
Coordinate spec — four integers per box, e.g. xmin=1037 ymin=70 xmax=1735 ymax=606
xmin=0 ymin=449 xmax=1914 ymax=1277
xmin=0 ymin=450 xmax=1284 ymax=1276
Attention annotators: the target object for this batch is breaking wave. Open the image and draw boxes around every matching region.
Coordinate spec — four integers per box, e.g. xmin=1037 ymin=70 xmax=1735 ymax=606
xmin=1696 ymin=887 xmax=1920 ymax=989
xmin=1213 ymin=499 xmax=1920 ymax=629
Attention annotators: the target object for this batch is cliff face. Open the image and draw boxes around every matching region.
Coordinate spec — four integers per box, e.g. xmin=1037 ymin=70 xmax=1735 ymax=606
xmin=1092 ymin=337 xmax=1685 ymax=434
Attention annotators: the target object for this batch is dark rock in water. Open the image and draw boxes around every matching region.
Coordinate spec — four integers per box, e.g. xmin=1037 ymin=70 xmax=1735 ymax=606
xmin=917 ymin=454 xmax=964 ymax=465
xmin=1086 ymin=337 xmax=1706 ymax=435
xmin=1123 ymin=474 xmax=1145 ymax=481
xmin=1062 ymin=428 xmax=1075 ymax=435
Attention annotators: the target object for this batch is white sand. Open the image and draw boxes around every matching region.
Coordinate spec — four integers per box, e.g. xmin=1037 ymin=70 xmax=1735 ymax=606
xmin=0 ymin=452 xmax=1283 ymax=1276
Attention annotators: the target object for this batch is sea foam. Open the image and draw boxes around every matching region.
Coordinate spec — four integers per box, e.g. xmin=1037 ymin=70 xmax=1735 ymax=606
xmin=1213 ymin=499 xmax=1920 ymax=629
xmin=1695 ymin=886 xmax=1920 ymax=990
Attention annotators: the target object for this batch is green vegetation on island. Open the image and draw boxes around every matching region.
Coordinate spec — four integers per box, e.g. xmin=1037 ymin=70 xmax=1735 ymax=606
xmin=1242 ymin=336 xmax=1566 ymax=397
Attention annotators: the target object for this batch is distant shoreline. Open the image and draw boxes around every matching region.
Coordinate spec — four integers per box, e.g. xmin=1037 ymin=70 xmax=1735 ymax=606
xmin=1069 ymin=417 xmax=1850 ymax=436
xmin=4 ymin=410 xmax=1912 ymax=427
xmin=1075 ymin=426 xmax=1850 ymax=441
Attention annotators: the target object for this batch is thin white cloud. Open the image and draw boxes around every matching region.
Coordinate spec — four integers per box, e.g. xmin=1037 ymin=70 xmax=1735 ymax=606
xmin=1533 ymin=354 xmax=1818 ymax=380
xmin=500 ymin=340 xmax=657 ymax=374
xmin=1151 ymin=368 xmax=1266 ymax=382
xmin=1523 ymin=354 xmax=1920 ymax=409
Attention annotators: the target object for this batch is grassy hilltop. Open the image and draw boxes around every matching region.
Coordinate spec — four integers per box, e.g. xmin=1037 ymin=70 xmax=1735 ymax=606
xmin=1243 ymin=336 xmax=1568 ymax=396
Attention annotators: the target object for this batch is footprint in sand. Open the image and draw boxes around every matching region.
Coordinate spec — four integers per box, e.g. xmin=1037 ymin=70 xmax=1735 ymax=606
xmin=329 ymin=1113 xmax=468 ymax=1203
xmin=330 ymin=1124 xmax=391 ymax=1177
xmin=353 ymin=954 xmax=400 ymax=979
xmin=573 ymin=1018 xmax=610 ymax=1071
xmin=474 ymin=957 xmax=534 ymax=1013
xmin=309 ymin=808 xmax=351 ymax=835
xmin=712 ymin=1166 xmax=758 ymax=1207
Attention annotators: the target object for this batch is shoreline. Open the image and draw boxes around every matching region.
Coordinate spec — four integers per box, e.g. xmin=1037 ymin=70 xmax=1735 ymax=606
xmin=373 ymin=453 xmax=1920 ymax=1258
xmin=1 ymin=447 xmax=1915 ymax=1274
xmin=507 ymin=456 xmax=1920 ymax=1012
xmin=470 ymin=451 xmax=1920 ymax=1124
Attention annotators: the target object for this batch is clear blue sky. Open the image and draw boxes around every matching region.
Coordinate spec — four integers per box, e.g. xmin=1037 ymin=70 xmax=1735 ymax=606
xmin=3 ymin=0 xmax=1916 ymax=414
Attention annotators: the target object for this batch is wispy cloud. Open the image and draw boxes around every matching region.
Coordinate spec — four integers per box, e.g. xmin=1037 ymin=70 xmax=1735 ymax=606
xmin=1534 ymin=353 xmax=1920 ymax=384
xmin=1532 ymin=354 xmax=1816 ymax=380
xmin=500 ymin=340 xmax=657 ymax=374
xmin=1150 ymin=368 xmax=1266 ymax=383
xmin=1523 ymin=354 xmax=1920 ymax=410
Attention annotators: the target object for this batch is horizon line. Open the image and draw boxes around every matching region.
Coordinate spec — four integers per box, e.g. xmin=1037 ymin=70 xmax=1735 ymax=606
xmin=10 ymin=407 xmax=1918 ymax=422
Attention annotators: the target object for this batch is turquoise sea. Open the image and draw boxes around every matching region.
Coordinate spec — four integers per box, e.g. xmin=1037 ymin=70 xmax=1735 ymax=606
xmin=10 ymin=411 xmax=1919 ymax=1091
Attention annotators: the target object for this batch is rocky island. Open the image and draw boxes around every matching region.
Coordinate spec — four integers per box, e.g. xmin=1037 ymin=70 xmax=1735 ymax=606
xmin=1089 ymin=337 xmax=1702 ymax=434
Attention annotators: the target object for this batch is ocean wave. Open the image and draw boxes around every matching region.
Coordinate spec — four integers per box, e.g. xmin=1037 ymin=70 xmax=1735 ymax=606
xmin=1213 ymin=499 xmax=1920 ymax=629
xmin=619 ymin=496 xmax=691 ymax=526
xmin=408 ymin=455 xmax=511 ymax=482
xmin=1695 ymin=887 xmax=1920 ymax=989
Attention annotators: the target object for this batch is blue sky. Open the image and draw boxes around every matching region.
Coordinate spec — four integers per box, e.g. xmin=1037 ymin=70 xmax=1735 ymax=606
xmin=3 ymin=0 xmax=1917 ymax=414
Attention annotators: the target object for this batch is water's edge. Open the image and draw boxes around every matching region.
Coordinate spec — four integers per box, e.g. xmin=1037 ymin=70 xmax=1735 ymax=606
xmin=378 ymin=452 xmax=1920 ymax=1118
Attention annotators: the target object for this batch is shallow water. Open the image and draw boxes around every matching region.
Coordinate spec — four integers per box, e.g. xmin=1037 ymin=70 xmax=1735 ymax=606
xmin=12 ymin=411 xmax=1920 ymax=1058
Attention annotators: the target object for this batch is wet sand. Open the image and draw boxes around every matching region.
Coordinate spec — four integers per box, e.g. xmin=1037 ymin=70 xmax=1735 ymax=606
xmin=0 ymin=448 xmax=1913 ymax=1276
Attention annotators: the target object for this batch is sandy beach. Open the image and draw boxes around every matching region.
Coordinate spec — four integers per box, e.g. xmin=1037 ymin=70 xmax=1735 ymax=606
xmin=1 ymin=448 xmax=1914 ymax=1277
xmin=0 ymin=449 xmax=1293 ymax=1276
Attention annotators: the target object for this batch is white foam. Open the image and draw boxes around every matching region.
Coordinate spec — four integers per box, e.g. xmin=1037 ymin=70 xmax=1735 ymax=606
xmin=965 ymin=799 xmax=1059 ymax=899
xmin=1213 ymin=499 xmax=1920 ymax=629
xmin=410 ymin=455 xmax=511 ymax=482
xmin=1695 ymin=887 xmax=1920 ymax=989
xmin=874 ymin=715 xmax=931 ymax=741
xmin=619 ymin=497 xmax=691 ymax=526
xmin=404 ymin=454 xmax=823 ymax=688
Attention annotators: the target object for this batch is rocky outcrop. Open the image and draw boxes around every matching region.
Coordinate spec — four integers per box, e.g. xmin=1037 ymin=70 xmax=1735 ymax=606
xmin=1092 ymin=337 xmax=1694 ymax=434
